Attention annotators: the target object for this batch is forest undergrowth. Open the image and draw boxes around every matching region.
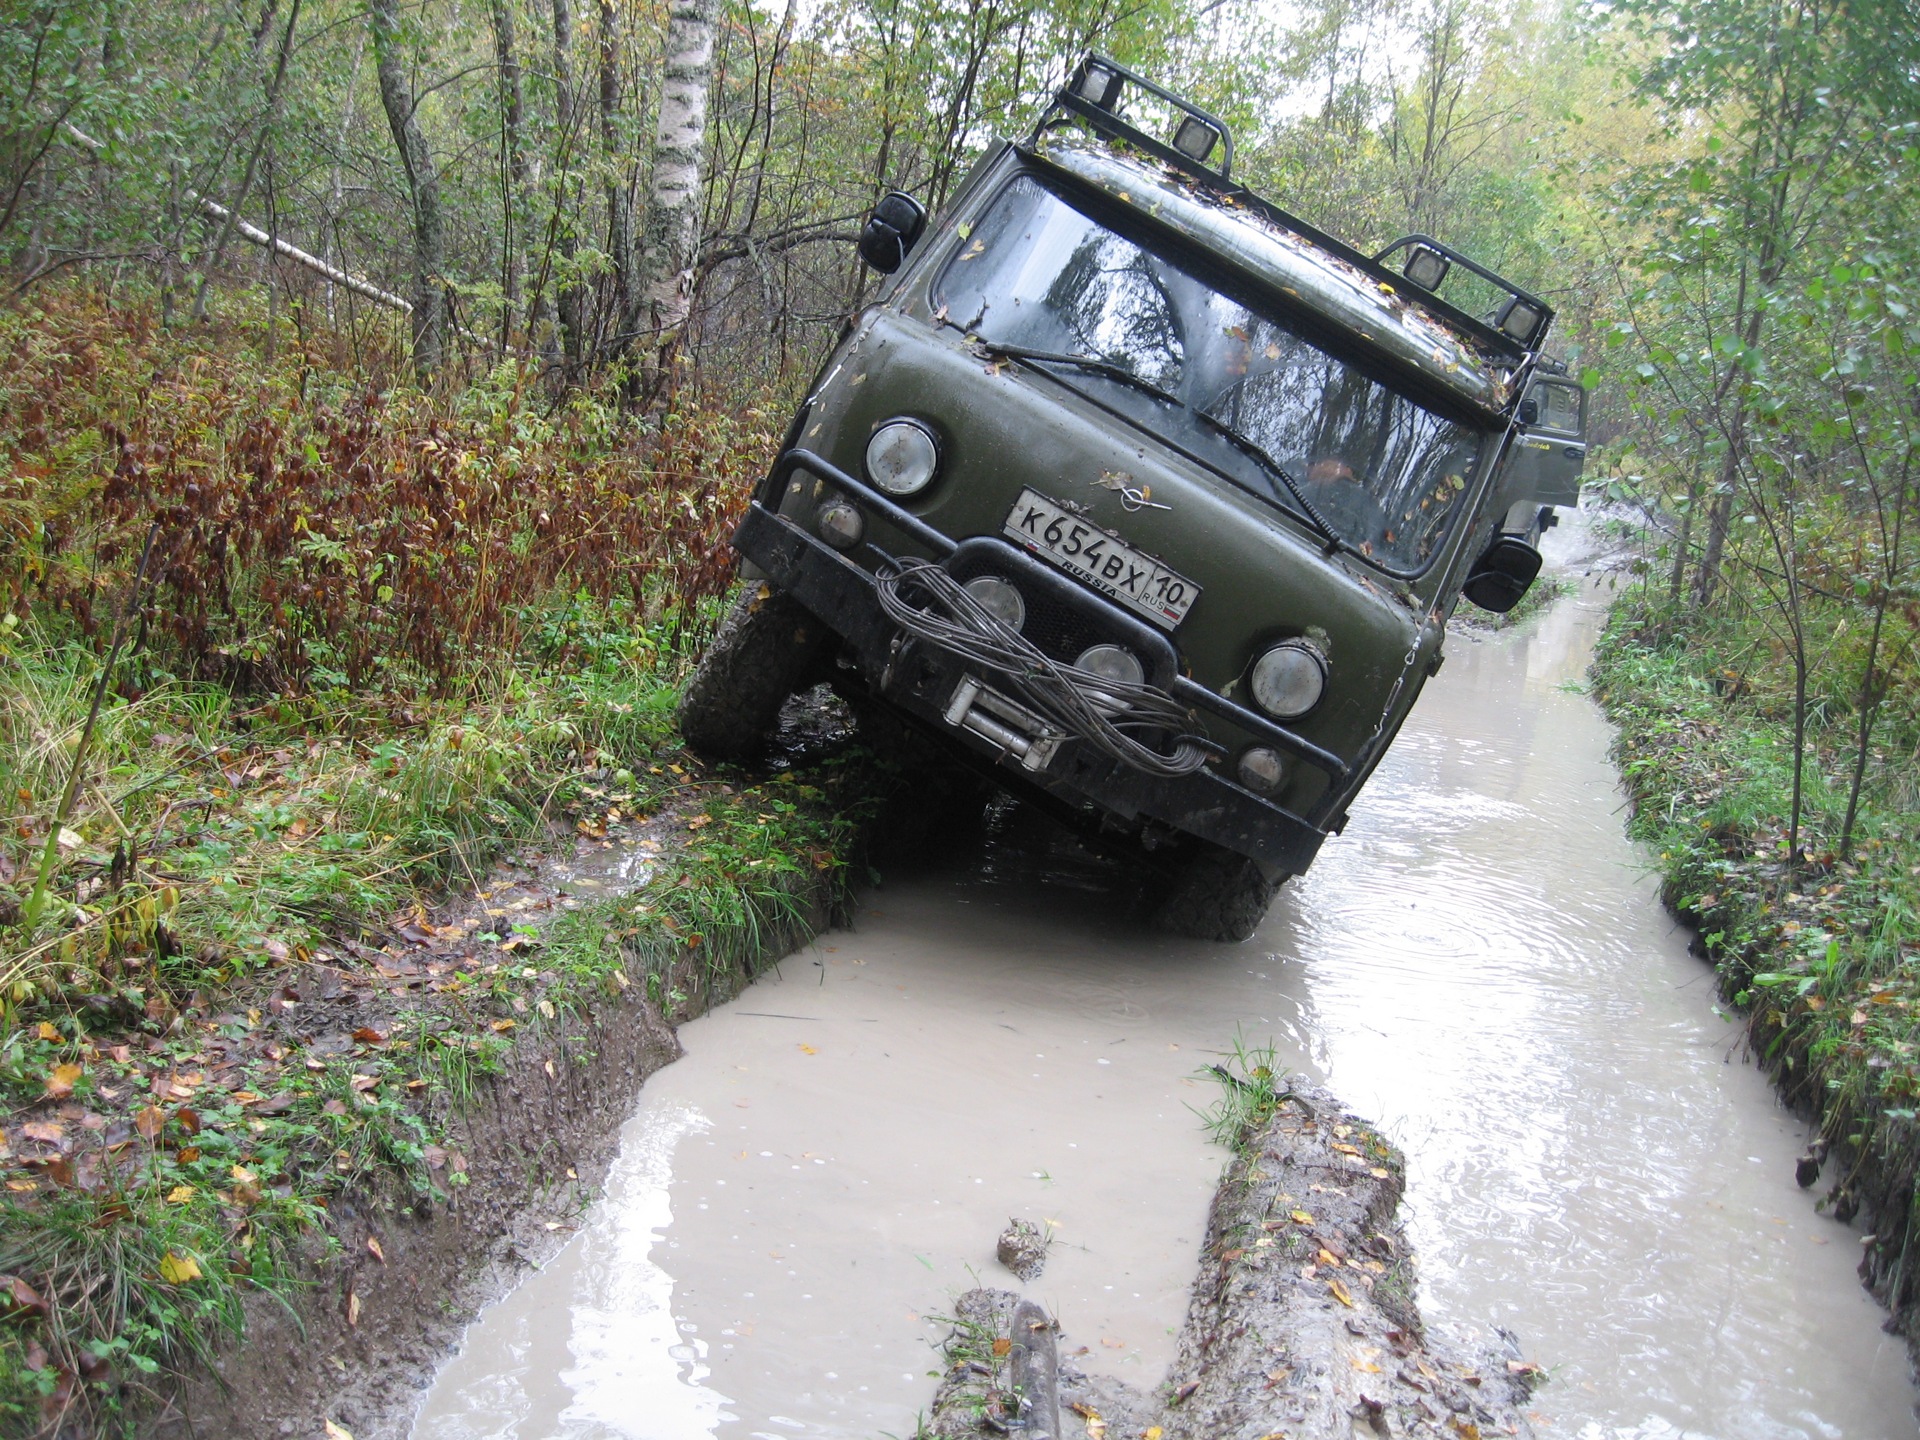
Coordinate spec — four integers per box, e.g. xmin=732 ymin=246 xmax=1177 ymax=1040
xmin=0 ymin=282 xmax=851 ymax=1434
xmin=1592 ymin=582 xmax=1920 ymax=1340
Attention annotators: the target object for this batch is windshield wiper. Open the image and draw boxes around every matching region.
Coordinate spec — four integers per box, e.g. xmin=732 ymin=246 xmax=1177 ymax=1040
xmin=981 ymin=342 xmax=1347 ymax=554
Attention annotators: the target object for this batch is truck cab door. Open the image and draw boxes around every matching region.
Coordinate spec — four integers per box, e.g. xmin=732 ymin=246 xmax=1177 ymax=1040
xmin=1505 ymin=375 xmax=1587 ymax=509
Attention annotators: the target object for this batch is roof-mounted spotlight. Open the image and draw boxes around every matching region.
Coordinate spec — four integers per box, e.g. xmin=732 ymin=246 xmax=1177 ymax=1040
xmin=1075 ymin=61 xmax=1124 ymax=109
xmin=1171 ymin=115 xmax=1222 ymax=164
xmin=1493 ymin=295 xmax=1549 ymax=346
xmin=1402 ymin=242 xmax=1451 ymax=292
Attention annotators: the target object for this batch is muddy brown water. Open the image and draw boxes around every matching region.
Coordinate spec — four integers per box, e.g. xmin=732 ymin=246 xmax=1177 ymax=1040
xmin=413 ymin=518 xmax=1915 ymax=1440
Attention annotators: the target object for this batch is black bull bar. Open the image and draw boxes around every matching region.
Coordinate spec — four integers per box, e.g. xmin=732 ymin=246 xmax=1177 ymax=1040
xmin=733 ymin=448 xmax=1346 ymax=873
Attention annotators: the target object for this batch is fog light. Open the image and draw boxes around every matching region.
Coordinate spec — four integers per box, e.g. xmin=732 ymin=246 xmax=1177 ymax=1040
xmin=1494 ymin=295 xmax=1548 ymax=345
xmin=1076 ymin=62 xmax=1123 ymax=108
xmin=1074 ymin=643 xmax=1144 ymax=687
xmin=963 ymin=575 xmax=1025 ymax=630
xmin=865 ymin=418 xmax=940 ymax=497
xmin=817 ymin=500 xmax=864 ymax=550
xmin=1172 ymin=116 xmax=1220 ymax=163
xmin=1237 ymin=746 xmax=1287 ymax=794
xmin=1403 ymin=242 xmax=1451 ymax=292
xmin=1250 ymin=640 xmax=1327 ymax=720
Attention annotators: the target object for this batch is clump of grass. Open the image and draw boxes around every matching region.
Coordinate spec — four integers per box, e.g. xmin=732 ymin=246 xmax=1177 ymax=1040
xmin=1196 ymin=1034 xmax=1290 ymax=1148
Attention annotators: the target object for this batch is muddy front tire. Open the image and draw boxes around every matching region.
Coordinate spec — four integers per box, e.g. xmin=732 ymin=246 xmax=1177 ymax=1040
xmin=1153 ymin=844 xmax=1288 ymax=942
xmin=677 ymin=583 xmax=832 ymax=761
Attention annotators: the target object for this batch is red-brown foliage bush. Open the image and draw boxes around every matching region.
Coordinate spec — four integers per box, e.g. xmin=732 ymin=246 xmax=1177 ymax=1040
xmin=0 ymin=290 xmax=770 ymax=692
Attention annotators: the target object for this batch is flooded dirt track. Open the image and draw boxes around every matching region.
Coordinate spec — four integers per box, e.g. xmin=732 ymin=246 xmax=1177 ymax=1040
xmin=415 ymin=520 xmax=1916 ymax=1440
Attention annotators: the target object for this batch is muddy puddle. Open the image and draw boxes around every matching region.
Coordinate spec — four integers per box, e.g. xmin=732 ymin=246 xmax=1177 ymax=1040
xmin=413 ymin=517 xmax=1915 ymax=1440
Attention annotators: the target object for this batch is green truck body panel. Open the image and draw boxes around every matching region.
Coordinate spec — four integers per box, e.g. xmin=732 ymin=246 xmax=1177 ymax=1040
xmin=725 ymin=57 xmax=1585 ymax=885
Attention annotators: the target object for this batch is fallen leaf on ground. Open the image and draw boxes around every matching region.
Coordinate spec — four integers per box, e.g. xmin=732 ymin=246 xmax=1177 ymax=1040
xmin=324 ymin=1422 xmax=355 ymax=1440
xmin=346 ymin=1290 xmax=360 ymax=1326
xmin=158 ymin=1251 xmax=200 ymax=1284
xmin=368 ymin=1238 xmax=385 ymax=1264
xmin=1328 ymin=1278 xmax=1355 ymax=1306
xmin=21 ymin=1122 xmax=63 ymax=1143
xmin=5 ymin=1277 xmax=49 ymax=1316
xmin=992 ymin=1338 xmax=1012 ymax=1357
xmin=1290 ymin=1209 xmax=1313 ymax=1224
xmin=44 ymin=1063 xmax=83 ymax=1099
xmin=165 ymin=1186 xmax=196 ymax=1204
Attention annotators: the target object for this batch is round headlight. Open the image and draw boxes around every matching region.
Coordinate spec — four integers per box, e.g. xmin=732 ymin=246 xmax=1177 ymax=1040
xmin=1074 ymin=643 xmax=1144 ymax=687
xmin=1236 ymin=746 xmax=1288 ymax=794
xmin=865 ymin=419 xmax=939 ymax=496
xmin=817 ymin=500 xmax=864 ymax=550
xmin=963 ymin=575 xmax=1025 ymax=630
xmin=1249 ymin=640 xmax=1327 ymax=720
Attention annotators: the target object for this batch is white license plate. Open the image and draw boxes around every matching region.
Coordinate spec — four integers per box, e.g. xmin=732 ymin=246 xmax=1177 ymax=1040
xmin=1002 ymin=489 xmax=1200 ymax=629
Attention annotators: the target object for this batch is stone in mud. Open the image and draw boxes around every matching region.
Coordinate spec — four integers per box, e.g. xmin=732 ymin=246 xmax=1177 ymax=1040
xmin=997 ymin=1216 xmax=1049 ymax=1281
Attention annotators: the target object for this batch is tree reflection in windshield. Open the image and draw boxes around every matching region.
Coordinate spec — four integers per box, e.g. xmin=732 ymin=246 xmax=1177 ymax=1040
xmin=935 ymin=175 xmax=1482 ymax=569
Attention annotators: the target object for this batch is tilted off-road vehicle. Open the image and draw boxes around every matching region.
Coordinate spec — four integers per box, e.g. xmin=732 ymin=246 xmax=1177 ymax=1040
xmin=680 ymin=54 xmax=1587 ymax=940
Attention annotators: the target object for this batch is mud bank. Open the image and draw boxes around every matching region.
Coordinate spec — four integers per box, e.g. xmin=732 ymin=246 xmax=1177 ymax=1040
xmin=1590 ymin=602 xmax=1920 ymax=1364
xmin=929 ymin=1083 xmax=1536 ymax=1440
xmin=139 ymin=777 xmax=849 ymax=1440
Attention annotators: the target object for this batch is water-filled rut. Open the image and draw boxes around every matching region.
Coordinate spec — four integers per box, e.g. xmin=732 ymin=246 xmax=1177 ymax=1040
xmin=414 ymin=525 xmax=1915 ymax=1439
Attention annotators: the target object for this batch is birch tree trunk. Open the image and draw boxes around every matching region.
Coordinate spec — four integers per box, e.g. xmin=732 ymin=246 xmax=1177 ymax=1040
xmin=635 ymin=0 xmax=719 ymax=390
xmin=370 ymin=0 xmax=447 ymax=378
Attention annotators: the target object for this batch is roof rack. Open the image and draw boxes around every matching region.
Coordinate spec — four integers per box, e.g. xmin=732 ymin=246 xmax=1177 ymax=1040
xmin=1031 ymin=54 xmax=1556 ymax=377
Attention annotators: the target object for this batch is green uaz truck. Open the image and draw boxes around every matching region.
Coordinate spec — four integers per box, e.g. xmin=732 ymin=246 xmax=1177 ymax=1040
xmin=680 ymin=54 xmax=1587 ymax=940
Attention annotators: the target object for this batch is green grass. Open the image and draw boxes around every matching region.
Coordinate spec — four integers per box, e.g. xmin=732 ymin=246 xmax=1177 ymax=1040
xmin=1591 ymin=588 xmax=1920 ymax=1330
xmin=1194 ymin=1033 xmax=1291 ymax=1149
xmin=0 ymin=574 xmax=883 ymax=1431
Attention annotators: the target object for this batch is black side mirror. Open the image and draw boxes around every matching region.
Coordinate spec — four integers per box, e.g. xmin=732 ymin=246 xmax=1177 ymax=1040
xmin=1462 ymin=534 xmax=1543 ymax=613
xmin=857 ymin=191 xmax=928 ymax=274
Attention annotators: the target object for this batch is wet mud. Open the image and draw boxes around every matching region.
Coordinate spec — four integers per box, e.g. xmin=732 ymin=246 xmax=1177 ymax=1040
xmin=928 ymin=1084 xmax=1540 ymax=1440
xmin=412 ymin=510 xmax=1917 ymax=1440
xmin=144 ymin=786 xmax=837 ymax=1440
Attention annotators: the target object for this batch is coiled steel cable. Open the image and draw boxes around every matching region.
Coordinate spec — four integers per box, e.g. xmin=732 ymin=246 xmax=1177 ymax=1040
xmin=873 ymin=556 xmax=1213 ymax=777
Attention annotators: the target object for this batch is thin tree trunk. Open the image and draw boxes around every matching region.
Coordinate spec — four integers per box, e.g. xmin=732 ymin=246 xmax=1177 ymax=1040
xmin=1839 ymin=591 xmax=1889 ymax=860
xmin=635 ymin=0 xmax=720 ymax=392
xmin=1692 ymin=432 xmax=1743 ymax=608
xmin=1666 ymin=471 xmax=1700 ymax=605
xmin=548 ymin=0 xmax=585 ymax=383
xmin=597 ymin=0 xmax=634 ymax=357
xmin=490 ymin=0 xmax=529 ymax=347
xmin=369 ymin=0 xmax=446 ymax=378
xmin=190 ymin=0 xmax=303 ymax=323
xmin=1841 ymin=467 xmax=1914 ymax=858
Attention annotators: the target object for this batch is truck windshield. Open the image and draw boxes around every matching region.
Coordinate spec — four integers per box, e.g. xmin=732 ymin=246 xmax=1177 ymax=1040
xmin=933 ymin=174 xmax=1485 ymax=570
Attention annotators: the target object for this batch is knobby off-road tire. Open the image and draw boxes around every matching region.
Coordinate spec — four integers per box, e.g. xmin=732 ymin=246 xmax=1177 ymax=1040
xmin=1153 ymin=843 xmax=1289 ymax=942
xmin=677 ymin=583 xmax=833 ymax=761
